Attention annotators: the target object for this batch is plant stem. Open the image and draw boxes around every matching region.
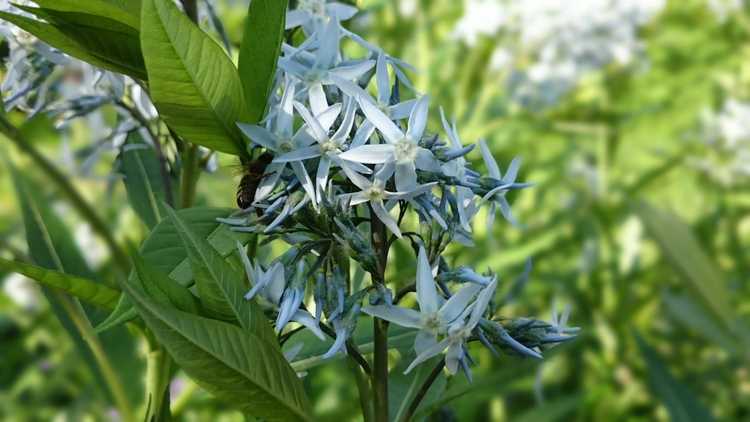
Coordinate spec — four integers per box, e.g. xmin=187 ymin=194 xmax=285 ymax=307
xmin=144 ymin=341 xmax=172 ymax=422
xmin=0 ymin=116 xmax=130 ymax=273
xmin=180 ymin=143 xmax=200 ymax=208
xmin=349 ymin=357 xmax=375 ymax=422
xmin=399 ymin=360 xmax=445 ymax=422
xmin=58 ymin=292 xmax=135 ymax=421
xmin=369 ymin=207 xmax=390 ymax=422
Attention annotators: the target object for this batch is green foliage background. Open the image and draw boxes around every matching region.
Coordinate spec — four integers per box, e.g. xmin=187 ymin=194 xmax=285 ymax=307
xmin=1 ymin=0 xmax=749 ymax=421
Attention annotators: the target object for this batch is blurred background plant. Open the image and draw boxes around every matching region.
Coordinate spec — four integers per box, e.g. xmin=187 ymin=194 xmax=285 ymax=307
xmin=1 ymin=0 xmax=749 ymax=421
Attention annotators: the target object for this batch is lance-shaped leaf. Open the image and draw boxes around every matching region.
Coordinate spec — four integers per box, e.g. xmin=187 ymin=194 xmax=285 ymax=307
xmin=32 ymin=0 xmax=141 ymax=29
xmin=140 ymin=0 xmax=249 ymax=156
xmin=7 ymin=162 xmax=144 ymax=407
xmin=238 ymin=0 xmax=288 ymax=122
xmin=636 ymin=202 xmax=738 ymax=335
xmin=636 ymin=334 xmax=715 ymax=422
xmin=164 ymin=206 xmax=276 ymax=345
xmin=120 ymin=132 xmax=169 ymax=229
xmin=122 ymin=276 xmax=312 ymax=421
xmin=15 ymin=5 xmax=145 ymax=78
xmin=0 ymin=257 xmax=119 ymax=310
xmin=97 ymin=207 xmax=243 ymax=332
xmin=131 ymin=253 xmax=199 ymax=314
xmin=0 ymin=12 xmax=137 ymax=77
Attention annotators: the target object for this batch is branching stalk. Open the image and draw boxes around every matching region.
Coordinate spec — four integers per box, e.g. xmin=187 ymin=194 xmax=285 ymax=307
xmin=57 ymin=292 xmax=135 ymax=421
xmin=369 ymin=207 xmax=390 ymax=422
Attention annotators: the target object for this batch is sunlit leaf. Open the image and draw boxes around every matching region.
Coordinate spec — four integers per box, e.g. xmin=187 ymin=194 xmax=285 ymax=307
xmin=140 ymin=0 xmax=248 ymax=156
xmin=122 ymin=276 xmax=312 ymax=421
xmin=238 ymin=0 xmax=288 ymax=122
xmin=163 ymin=205 xmax=276 ymax=343
xmin=0 ymin=257 xmax=119 ymax=309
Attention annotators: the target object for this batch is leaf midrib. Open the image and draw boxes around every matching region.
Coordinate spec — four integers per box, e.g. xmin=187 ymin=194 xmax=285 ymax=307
xmin=149 ymin=0 xmax=242 ymax=153
xmin=133 ymin=290 xmax=309 ymax=420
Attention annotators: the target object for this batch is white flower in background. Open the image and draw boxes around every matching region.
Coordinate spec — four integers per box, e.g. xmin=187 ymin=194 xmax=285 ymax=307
xmin=3 ymin=273 xmax=41 ymax=311
xmin=708 ymin=0 xmax=744 ymax=21
xmin=286 ymin=0 xmax=358 ymax=32
xmin=693 ymin=98 xmax=750 ymax=185
xmin=453 ymin=0 xmax=508 ymax=45
xmin=453 ymin=0 xmax=665 ymax=108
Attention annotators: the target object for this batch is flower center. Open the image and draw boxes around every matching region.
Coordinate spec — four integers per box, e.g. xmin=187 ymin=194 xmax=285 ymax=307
xmin=320 ymin=139 xmax=339 ymax=154
xmin=393 ymin=138 xmax=418 ymax=163
xmin=422 ymin=313 xmax=442 ymax=333
xmin=299 ymin=0 xmax=326 ymax=15
xmin=365 ymin=183 xmax=385 ymax=201
xmin=279 ymin=140 xmax=294 ymax=153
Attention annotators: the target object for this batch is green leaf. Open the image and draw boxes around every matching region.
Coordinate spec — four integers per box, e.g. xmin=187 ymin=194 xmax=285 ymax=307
xmin=120 ymin=132 xmax=169 ymax=228
xmin=32 ymin=0 xmax=141 ymax=29
xmin=635 ymin=334 xmax=715 ymax=422
xmin=140 ymin=0 xmax=249 ymax=156
xmin=7 ymin=161 xmax=144 ymax=407
xmin=122 ymin=276 xmax=312 ymax=421
xmin=238 ymin=0 xmax=288 ymax=123
xmin=131 ymin=253 xmax=199 ymax=314
xmin=662 ymin=292 xmax=741 ymax=354
xmin=96 ymin=207 xmax=247 ymax=331
xmin=0 ymin=12 xmax=133 ymax=77
xmin=163 ymin=205 xmax=276 ymax=344
xmin=636 ymin=202 xmax=736 ymax=333
xmin=0 ymin=257 xmax=119 ymax=309
xmin=16 ymin=5 xmax=146 ymax=79
xmin=390 ymin=356 xmax=445 ymax=422
xmin=513 ymin=395 xmax=581 ymax=422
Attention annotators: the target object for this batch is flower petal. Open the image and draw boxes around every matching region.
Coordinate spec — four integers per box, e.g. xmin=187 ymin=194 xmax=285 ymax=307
xmin=395 ymin=161 xmax=418 ymax=192
xmin=415 ymin=148 xmax=442 ymax=172
xmin=340 ymin=144 xmax=395 ymax=164
xmin=308 ymin=82 xmax=329 ymax=117
xmin=407 ymin=95 xmax=430 ymax=141
xmin=358 ymin=96 xmax=404 ymax=144
xmin=237 ymin=124 xmax=278 ymax=151
xmin=376 ymin=52 xmax=390 ymax=105
xmin=438 ymin=283 xmax=482 ymax=324
xmin=372 ymin=200 xmax=402 ymax=238
xmin=468 ymin=278 xmax=497 ymax=329
xmin=404 ymin=338 xmax=450 ymax=374
xmin=362 ymin=305 xmax=423 ymax=328
xmin=255 ymin=162 xmax=285 ymax=202
xmin=273 ymin=145 xmax=321 ymax=163
xmin=294 ymin=101 xmax=328 ymax=141
xmin=291 ymin=309 xmax=326 ymax=341
xmin=291 ymin=161 xmax=317 ymax=205
xmin=479 ymin=139 xmax=501 ymax=179
xmin=328 ymin=60 xmax=376 ymax=80
xmin=416 ymin=246 xmax=439 ymax=314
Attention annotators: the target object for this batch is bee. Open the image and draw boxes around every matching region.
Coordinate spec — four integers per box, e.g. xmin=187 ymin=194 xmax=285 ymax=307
xmin=236 ymin=152 xmax=274 ymax=209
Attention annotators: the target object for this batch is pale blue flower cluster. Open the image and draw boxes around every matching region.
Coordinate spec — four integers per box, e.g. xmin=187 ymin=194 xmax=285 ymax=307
xmin=224 ymin=0 xmax=576 ymax=377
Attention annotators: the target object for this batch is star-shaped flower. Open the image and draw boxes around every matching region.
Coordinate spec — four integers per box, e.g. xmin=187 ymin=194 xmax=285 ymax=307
xmin=340 ymin=95 xmax=442 ymax=192
xmin=362 ymin=246 xmax=487 ymax=363
xmin=340 ymin=163 xmax=435 ymax=237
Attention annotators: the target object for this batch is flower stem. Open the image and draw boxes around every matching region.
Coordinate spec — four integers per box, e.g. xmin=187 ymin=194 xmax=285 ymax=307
xmin=349 ymin=357 xmax=375 ymax=422
xmin=180 ymin=143 xmax=200 ymax=209
xmin=144 ymin=339 xmax=172 ymax=422
xmin=399 ymin=360 xmax=445 ymax=422
xmin=369 ymin=206 xmax=390 ymax=422
xmin=57 ymin=292 xmax=135 ymax=421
